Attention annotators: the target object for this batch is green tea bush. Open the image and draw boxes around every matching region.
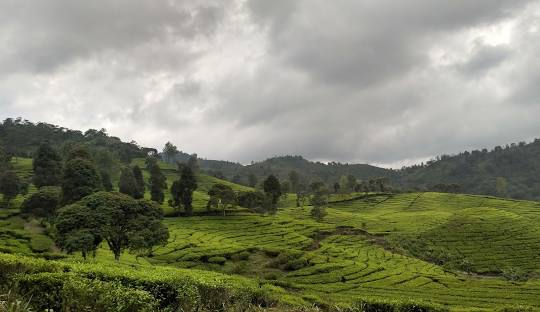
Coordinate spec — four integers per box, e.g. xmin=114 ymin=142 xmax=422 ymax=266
xmin=231 ymin=250 xmax=251 ymax=261
xmin=349 ymin=299 xmax=448 ymax=312
xmin=29 ymin=235 xmax=53 ymax=253
xmin=208 ymin=256 xmax=227 ymax=265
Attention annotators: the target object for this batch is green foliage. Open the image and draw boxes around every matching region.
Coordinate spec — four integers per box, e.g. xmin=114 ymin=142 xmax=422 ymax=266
xmin=0 ymin=119 xmax=145 ymax=163
xmin=0 ymin=171 xmax=21 ymax=207
xmin=162 ymin=141 xmax=178 ymax=164
xmin=21 ymin=186 xmax=61 ymax=219
xmin=263 ymin=175 xmax=281 ymax=212
xmin=61 ymin=157 xmax=101 ymax=204
xmin=55 ymin=203 xmax=102 ymax=259
xmin=237 ymin=191 xmax=265 ymax=209
xmin=207 ymin=183 xmax=237 ymax=216
xmin=118 ymin=167 xmax=142 ymax=199
xmin=57 ymin=192 xmax=169 ymax=260
xmin=100 ymin=170 xmax=113 ymax=191
xmin=208 ymin=256 xmax=227 ymax=265
xmin=146 ymin=157 xmax=167 ymax=204
xmin=132 ymin=165 xmax=145 ymax=196
xmin=32 ymin=142 xmax=62 ymax=188
xmin=170 ymin=165 xmax=198 ymax=215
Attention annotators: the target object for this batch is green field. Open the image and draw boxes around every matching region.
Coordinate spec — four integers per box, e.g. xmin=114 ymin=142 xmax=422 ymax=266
xmin=2 ymin=158 xmax=540 ymax=311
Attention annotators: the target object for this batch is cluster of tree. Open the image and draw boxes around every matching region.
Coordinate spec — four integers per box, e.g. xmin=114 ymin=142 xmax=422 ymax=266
xmin=398 ymin=139 xmax=540 ymax=200
xmin=6 ymin=142 xmax=169 ymax=261
xmin=0 ymin=118 xmax=146 ymax=163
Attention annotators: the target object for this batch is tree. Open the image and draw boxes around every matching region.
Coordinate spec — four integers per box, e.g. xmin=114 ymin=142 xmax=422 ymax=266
xmin=32 ymin=142 xmax=62 ymax=188
xmin=248 ymin=174 xmax=258 ymax=187
xmin=187 ymin=154 xmax=199 ymax=171
xmin=339 ymin=175 xmax=349 ymax=194
xmin=281 ymin=181 xmax=290 ymax=199
xmin=0 ymin=170 xmax=21 ymax=207
xmin=100 ymin=171 xmax=113 ymax=192
xmin=162 ymin=142 xmax=178 ymax=164
xmin=288 ymin=170 xmax=300 ymax=193
xmin=333 ymin=182 xmax=340 ymax=194
xmin=207 ymin=184 xmax=236 ymax=216
xmin=237 ymin=191 xmax=265 ymax=209
xmin=55 ymin=203 xmax=102 ymax=259
xmin=232 ymin=175 xmax=242 ymax=184
xmin=296 ymin=184 xmax=309 ymax=208
xmin=119 ymin=167 xmax=142 ymax=199
xmin=347 ymin=175 xmax=357 ymax=193
xmin=0 ymin=145 xmax=11 ymax=169
xmin=263 ymin=175 xmax=281 ymax=213
xmin=146 ymin=157 xmax=167 ymax=204
xmin=170 ymin=166 xmax=197 ymax=215
xmin=56 ymin=192 xmax=169 ymax=261
xmin=495 ymin=177 xmax=508 ymax=197
xmin=132 ymin=165 xmax=145 ymax=197
xmin=21 ymin=186 xmax=61 ymax=219
xmin=62 ymin=158 xmax=101 ymax=204
xmin=310 ymin=185 xmax=328 ymax=222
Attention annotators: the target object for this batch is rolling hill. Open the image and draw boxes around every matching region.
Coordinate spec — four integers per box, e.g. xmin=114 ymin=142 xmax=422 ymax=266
xmin=2 ymin=157 xmax=540 ymax=311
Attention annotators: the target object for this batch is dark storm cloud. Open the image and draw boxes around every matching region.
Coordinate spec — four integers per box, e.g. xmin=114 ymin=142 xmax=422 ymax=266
xmin=0 ymin=0 xmax=225 ymax=73
xmin=1 ymin=0 xmax=540 ymax=166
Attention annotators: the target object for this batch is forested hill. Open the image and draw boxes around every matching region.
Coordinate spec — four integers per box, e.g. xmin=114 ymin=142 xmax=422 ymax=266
xmin=0 ymin=118 xmax=147 ymax=163
xmin=399 ymin=140 xmax=540 ymax=200
xmin=238 ymin=155 xmax=395 ymax=186
xmin=4 ymin=117 xmax=540 ymax=201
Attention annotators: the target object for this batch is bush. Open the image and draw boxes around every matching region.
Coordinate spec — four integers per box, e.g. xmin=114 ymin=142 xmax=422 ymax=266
xmin=350 ymin=298 xmax=448 ymax=312
xmin=231 ymin=250 xmax=251 ymax=261
xmin=29 ymin=235 xmax=53 ymax=253
xmin=20 ymin=186 xmax=61 ymax=219
xmin=208 ymin=256 xmax=227 ymax=265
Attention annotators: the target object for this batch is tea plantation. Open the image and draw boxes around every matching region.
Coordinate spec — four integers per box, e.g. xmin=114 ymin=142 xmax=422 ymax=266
xmin=2 ymin=158 xmax=540 ymax=311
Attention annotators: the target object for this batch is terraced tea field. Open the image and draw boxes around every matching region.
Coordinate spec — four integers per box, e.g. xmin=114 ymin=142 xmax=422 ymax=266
xmin=4 ymin=157 xmax=540 ymax=310
xmin=149 ymin=192 xmax=540 ymax=311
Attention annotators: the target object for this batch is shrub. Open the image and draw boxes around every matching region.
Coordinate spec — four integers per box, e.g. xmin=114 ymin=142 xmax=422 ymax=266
xmin=231 ymin=250 xmax=251 ymax=261
xmin=29 ymin=235 xmax=53 ymax=253
xmin=208 ymin=256 xmax=227 ymax=265
xmin=21 ymin=186 xmax=61 ymax=219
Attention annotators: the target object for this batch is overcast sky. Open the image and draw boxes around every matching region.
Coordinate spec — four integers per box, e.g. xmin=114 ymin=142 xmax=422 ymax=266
xmin=1 ymin=0 xmax=540 ymax=167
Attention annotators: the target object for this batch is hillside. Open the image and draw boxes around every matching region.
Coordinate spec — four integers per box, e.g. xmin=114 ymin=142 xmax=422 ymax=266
xmin=399 ymin=140 xmax=540 ymax=200
xmin=3 ymin=158 xmax=540 ymax=311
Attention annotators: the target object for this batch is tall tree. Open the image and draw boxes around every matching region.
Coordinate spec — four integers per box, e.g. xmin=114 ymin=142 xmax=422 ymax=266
xmin=0 ymin=170 xmax=21 ymax=208
xmin=187 ymin=153 xmax=199 ymax=171
xmin=100 ymin=171 xmax=113 ymax=192
xmin=21 ymin=186 xmax=61 ymax=220
xmin=263 ymin=175 xmax=281 ymax=213
xmin=339 ymin=175 xmax=349 ymax=194
xmin=119 ymin=167 xmax=142 ymax=199
xmin=55 ymin=192 xmax=169 ymax=261
xmin=170 ymin=166 xmax=197 ymax=216
xmin=310 ymin=185 xmax=328 ymax=222
xmin=288 ymin=170 xmax=300 ymax=193
xmin=162 ymin=142 xmax=178 ymax=164
xmin=0 ymin=145 xmax=11 ymax=168
xmin=146 ymin=157 xmax=167 ymax=204
xmin=347 ymin=175 xmax=357 ymax=193
xmin=132 ymin=165 xmax=145 ymax=197
xmin=248 ymin=174 xmax=258 ymax=187
xmin=32 ymin=142 xmax=63 ymax=188
xmin=61 ymin=154 xmax=101 ymax=204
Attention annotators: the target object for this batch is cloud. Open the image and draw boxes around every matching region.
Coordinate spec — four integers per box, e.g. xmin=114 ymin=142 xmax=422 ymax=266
xmin=1 ymin=0 xmax=540 ymax=167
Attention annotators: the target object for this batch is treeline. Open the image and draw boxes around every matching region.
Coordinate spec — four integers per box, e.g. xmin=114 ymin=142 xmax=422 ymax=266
xmin=0 ymin=118 xmax=148 ymax=163
xmin=0 ymin=142 xmax=169 ymax=261
xmin=399 ymin=139 xmax=540 ymax=200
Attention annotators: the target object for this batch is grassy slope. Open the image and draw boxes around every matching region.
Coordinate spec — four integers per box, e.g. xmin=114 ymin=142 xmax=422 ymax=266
xmin=2 ymin=158 xmax=540 ymax=310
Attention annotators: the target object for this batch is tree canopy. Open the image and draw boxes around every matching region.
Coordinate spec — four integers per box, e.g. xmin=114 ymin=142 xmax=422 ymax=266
xmin=55 ymin=192 xmax=169 ymax=260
